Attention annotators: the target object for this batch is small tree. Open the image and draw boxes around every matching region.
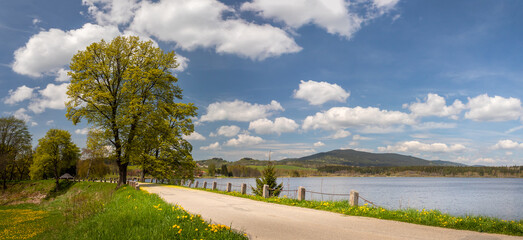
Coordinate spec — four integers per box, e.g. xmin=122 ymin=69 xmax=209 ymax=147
xmin=208 ymin=163 xmax=216 ymax=177
xmin=30 ymin=129 xmax=80 ymax=188
xmin=251 ymin=162 xmax=283 ymax=197
xmin=220 ymin=164 xmax=228 ymax=176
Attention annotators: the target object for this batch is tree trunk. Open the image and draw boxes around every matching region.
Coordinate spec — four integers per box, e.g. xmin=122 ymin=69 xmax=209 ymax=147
xmin=54 ymin=157 xmax=60 ymax=190
xmin=117 ymin=162 xmax=128 ymax=188
xmin=140 ymin=168 xmax=145 ymax=182
xmin=86 ymin=158 xmax=93 ymax=179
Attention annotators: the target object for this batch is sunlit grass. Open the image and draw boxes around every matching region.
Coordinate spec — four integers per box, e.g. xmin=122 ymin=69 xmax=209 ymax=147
xmin=1 ymin=181 xmax=247 ymax=240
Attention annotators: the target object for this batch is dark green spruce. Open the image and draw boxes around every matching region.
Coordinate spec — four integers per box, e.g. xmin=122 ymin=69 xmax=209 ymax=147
xmin=252 ymin=162 xmax=283 ymax=197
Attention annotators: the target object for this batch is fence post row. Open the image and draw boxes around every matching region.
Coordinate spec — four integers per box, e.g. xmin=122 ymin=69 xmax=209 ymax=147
xmin=298 ymin=186 xmax=306 ymax=201
xmin=349 ymin=190 xmax=359 ymax=206
xmin=262 ymin=184 xmax=269 ymax=198
xmin=180 ymin=181 xmax=363 ymax=205
xmin=241 ymin=183 xmax=247 ymax=195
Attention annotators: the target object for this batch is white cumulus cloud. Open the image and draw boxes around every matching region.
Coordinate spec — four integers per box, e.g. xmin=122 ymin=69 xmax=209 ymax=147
xmin=200 ymin=142 xmax=221 ymax=150
xmin=13 ymin=108 xmax=32 ymax=123
xmin=173 ymin=54 xmax=189 ymax=72
xmin=329 ymin=129 xmax=351 ymax=139
xmin=210 ymin=125 xmax=241 ymax=137
xmin=241 ymin=0 xmax=397 ymax=38
xmin=293 ymin=80 xmax=350 ymax=105
xmin=303 ymin=106 xmax=415 ymax=131
xmin=200 ymin=100 xmax=283 ymax=122
xmin=129 ymin=0 xmax=301 ymax=60
xmin=465 ymin=94 xmax=523 ymax=122
xmin=4 ymin=85 xmax=35 ymax=105
xmin=12 ymin=23 xmax=121 ymax=77
xmin=224 ymin=133 xmax=264 ymax=147
xmin=378 ymin=141 xmax=466 ymax=153
xmin=55 ymin=68 xmax=71 ymax=82
xmin=83 ymin=0 xmax=138 ymax=26
xmin=75 ymin=128 xmax=90 ymax=135
xmin=183 ymin=131 xmax=206 ymax=141
xmin=406 ymin=93 xmax=465 ymax=119
xmin=492 ymin=139 xmax=523 ymax=150
xmin=28 ymin=83 xmax=69 ymax=113
xmin=313 ymin=141 xmax=325 ymax=147
xmin=248 ymin=117 xmax=299 ymax=135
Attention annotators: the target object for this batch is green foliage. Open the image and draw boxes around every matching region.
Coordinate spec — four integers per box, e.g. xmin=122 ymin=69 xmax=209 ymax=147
xmin=218 ymin=164 xmax=230 ymax=176
xmin=30 ymin=129 xmax=80 ymax=187
xmin=66 ymin=36 xmax=197 ymax=186
xmin=227 ymin=165 xmax=261 ymax=178
xmin=317 ymin=165 xmax=522 ymax=177
xmin=76 ymin=158 xmax=111 ymax=179
xmin=0 ymin=116 xmax=32 ymax=189
xmin=251 ymin=162 xmax=283 ymax=197
xmin=208 ymin=163 xmax=216 ymax=177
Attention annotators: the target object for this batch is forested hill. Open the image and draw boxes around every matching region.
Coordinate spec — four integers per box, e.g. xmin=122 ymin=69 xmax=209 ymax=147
xmin=197 ymin=149 xmax=465 ymax=168
xmin=279 ymin=149 xmax=465 ymax=167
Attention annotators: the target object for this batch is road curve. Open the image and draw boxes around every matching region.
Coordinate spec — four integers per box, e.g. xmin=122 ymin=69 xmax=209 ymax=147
xmin=141 ymin=184 xmax=520 ymax=240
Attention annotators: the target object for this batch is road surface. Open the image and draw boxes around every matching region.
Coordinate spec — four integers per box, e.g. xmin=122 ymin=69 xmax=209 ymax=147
xmin=140 ymin=184 xmax=520 ymax=240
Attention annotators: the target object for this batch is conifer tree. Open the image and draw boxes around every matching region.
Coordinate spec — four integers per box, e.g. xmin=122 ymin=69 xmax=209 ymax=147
xmin=251 ymin=161 xmax=283 ymax=197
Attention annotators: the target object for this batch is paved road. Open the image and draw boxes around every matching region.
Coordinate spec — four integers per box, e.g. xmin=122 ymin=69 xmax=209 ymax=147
xmin=141 ymin=184 xmax=520 ymax=240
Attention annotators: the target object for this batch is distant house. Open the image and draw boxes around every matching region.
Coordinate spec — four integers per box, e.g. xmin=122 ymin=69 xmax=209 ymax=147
xmin=59 ymin=173 xmax=74 ymax=180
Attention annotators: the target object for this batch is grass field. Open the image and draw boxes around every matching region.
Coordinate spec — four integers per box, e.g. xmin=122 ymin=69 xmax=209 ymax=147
xmin=0 ymin=181 xmax=247 ymax=240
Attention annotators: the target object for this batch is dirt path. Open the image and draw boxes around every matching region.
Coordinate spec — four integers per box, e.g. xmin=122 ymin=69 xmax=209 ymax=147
xmin=141 ymin=184 xmax=520 ymax=240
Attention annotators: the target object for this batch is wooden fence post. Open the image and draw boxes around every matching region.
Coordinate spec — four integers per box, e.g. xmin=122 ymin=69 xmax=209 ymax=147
xmin=350 ymin=190 xmax=359 ymax=206
xmin=203 ymin=181 xmax=207 ymax=189
xmin=195 ymin=181 xmax=199 ymax=188
xmin=241 ymin=183 xmax=247 ymax=194
xmin=212 ymin=181 xmax=217 ymax=190
xmin=262 ymin=184 xmax=269 ymax=198
xmin=226 ymin=183 xmax=232 ymax=192
xmin=298 ymin=186 xmax=306 ymax=201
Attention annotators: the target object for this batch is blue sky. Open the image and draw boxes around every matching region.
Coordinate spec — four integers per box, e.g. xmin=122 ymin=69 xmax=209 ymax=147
xmin=1 ymin=0 xmax=523 ymax=165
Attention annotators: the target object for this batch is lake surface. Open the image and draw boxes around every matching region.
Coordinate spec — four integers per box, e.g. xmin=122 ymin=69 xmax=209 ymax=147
xmin=193 ymin=177 xmax=522 ymax=220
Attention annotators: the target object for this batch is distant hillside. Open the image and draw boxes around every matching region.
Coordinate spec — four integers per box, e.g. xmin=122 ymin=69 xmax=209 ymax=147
xmin=196 ymin=157 xmax=228 ymax=167
xmin=279 ymin=149 xmax=465 ymax=167
xmin=196 ymin=157 xmax=269 ymax=167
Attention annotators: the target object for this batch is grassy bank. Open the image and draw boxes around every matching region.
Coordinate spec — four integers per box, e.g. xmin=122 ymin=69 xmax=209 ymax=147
xmin=0 ymin=181 xmax=247 ymax=240
xmin=191 ymin=186 xmax=522 ymax=236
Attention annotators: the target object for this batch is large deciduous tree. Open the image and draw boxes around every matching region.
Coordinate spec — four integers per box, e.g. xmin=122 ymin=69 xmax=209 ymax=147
xmin=30 ymin=129 xmax=80 ymax=188
xmin=66 ymin=36 xmax=197 ymax=187
xmin=0 ymin=116 xmax=32 ymax=190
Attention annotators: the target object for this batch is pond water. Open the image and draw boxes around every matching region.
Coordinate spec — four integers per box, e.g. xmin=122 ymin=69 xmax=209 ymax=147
xmin=193 ymin=177 xmax=522 ymax=220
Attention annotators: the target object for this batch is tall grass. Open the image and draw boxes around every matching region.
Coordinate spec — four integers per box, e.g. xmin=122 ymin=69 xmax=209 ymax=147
xmin=55 ymin=186 xmax=247 ymax=239
xmin=0 ymin=181 xmax=247 ymax=240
